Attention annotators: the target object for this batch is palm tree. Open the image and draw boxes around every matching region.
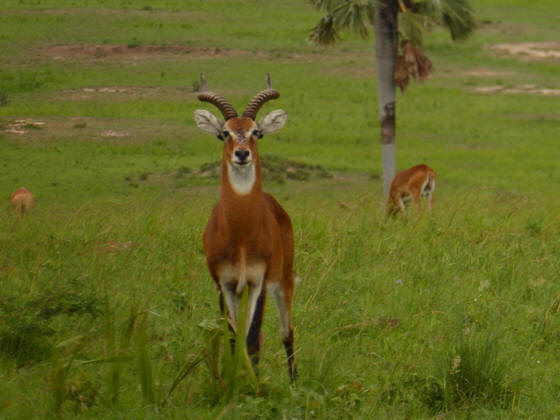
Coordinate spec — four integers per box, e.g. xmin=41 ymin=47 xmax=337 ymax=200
xmin=309 ymin=0 xmax=475 ymax=195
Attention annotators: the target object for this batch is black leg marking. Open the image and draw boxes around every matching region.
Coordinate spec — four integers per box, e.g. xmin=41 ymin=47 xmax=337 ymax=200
xmin=218 ymin=290 xmax=225 ymax=315
xmin=283 ymin=330 xmax=297 ymax=382
xmin=246 ymin=288 xmax=266 ymax=368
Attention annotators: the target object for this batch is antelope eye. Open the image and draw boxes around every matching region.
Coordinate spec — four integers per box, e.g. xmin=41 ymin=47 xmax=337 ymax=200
xmin=252 ymin=129 xmax=260 ymax=137
xmin=222 ymin=131 xmax=229 ymax=138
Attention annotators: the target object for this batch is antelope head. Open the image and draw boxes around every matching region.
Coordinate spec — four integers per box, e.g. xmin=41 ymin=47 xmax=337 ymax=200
xmin=194 ymin=74 xmax=287 ymax=194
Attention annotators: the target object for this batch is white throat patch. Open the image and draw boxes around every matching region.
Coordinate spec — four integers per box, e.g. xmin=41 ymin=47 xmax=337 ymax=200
xmin=227 ymin=163 xmax=256 ymax=195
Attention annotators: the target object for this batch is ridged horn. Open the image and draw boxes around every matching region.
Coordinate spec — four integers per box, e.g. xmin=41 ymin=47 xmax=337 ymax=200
xmin=197 ymin=73 xmax=238 ymax=120
xmin=242 ymin=74 xmax=280 ymax=120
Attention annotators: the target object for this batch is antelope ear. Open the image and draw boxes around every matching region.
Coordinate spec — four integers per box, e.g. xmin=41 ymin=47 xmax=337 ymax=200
xmin=194 ymin=109 xmax=223 ymax=138
xmin=257 ymin=109 xmax=287 ymax=136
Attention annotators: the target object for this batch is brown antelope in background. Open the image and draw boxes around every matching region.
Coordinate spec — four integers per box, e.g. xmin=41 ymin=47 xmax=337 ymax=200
xmin=194 ymin=74 xmax=297 ymax=381
xmin=11 ymin=187 xmax=35 ymax=216
xmin=386 ymin=164 xmax=436 ymax=217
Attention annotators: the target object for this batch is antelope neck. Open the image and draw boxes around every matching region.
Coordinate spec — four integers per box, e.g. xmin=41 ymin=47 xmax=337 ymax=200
xmin=227 ymin=161 xmax=256 ymax=196
xmin=220 ymin=156 xmax=264 ymax=226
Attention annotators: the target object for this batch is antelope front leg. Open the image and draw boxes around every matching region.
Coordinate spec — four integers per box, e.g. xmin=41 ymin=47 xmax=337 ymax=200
xmin=246 ymin=283 xmax=266 ymax=368
xmin=218 ymin=289 xmax=237 ymax=352
xmin=397 ymin=196 xmax=407 ymax=215
xmin=427 ymin=192 xmax=434 ymax=214
xmin=386 ymin=197 xmax=400 ymax=217
xmin=411 ymin=189 xmax=424 ymax=215
xmin=219 ymin=281 xmax=240 ymax=352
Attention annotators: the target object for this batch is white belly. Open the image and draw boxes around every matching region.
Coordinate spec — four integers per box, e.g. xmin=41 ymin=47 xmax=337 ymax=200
xmin=217 ymin=261 xmax=266 ymax=293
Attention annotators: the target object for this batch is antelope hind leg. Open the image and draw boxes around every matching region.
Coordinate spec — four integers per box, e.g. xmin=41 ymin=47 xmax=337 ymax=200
xmin=271 ymin=284 xmax=297 ymax=382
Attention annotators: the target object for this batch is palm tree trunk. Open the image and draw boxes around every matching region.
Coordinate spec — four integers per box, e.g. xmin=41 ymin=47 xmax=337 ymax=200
xmin=374 ymin=0 xmax=399 ymax=196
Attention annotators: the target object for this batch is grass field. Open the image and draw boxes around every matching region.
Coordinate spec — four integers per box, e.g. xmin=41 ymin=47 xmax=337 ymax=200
xmin=1 ymin=0 xmax=560 ymax=417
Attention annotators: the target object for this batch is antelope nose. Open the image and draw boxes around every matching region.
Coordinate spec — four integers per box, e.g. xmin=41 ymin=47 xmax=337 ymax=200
xmin=235 ymin=149 xmax=250 ymax=162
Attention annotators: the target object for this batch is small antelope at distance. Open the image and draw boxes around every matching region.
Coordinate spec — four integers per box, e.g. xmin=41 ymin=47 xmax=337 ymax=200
xmin=194 ymin=74 xmax=297 ymax=381
xmin=10 ymin=187 xmax=35 ymax=216
xmin=386 ymin=164 xmax=436 ymax=217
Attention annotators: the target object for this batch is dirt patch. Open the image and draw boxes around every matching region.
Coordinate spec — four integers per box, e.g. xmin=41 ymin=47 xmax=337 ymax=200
xmin=1 ymin=119 xmax=45 ymax=135
xmin=55 ymin=86 xmax=191 ymax=102
xmin=41 ymin=44 xmax=266 ymax=61
xmin=100 ymin=130 xmax=129 ymax=138
xmin=145 ymin=158 xmax=375 ymax=194
xmin=39 ymin=43 xmax=370 ymax=68
xmin=488 ymin=42 xmax=560 ymax=61
xmin=86 ymin=87 xmax=126 ymax=93
xmin=0 ymin=116 xmax=194 ymax=145
xmin=180 ymin=155 xmax=333 ymax=184
xmin=470 ymin=84 xmax=560 ymax=96
xmin=463 ymin=67 xmax=514 ymax=77
xmin=144 ymin=155 xmax=337 ymax=191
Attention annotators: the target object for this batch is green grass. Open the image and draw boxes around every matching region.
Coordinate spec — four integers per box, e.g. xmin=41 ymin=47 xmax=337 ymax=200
xmin=1 ymin=0 xmax=560 ymax=417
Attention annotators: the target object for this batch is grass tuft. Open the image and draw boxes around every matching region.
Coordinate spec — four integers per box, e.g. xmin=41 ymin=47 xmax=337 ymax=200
xmin=136 ymin=311 xmax=156 ymax=406
xmin=429 ymin=312 xmax=517 ymax=412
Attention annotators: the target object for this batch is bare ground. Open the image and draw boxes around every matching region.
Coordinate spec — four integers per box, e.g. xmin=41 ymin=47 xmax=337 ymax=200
xmin=470 ymin=84 xmax=560 ymax=96
xmin=59 ymin=86 xmax=186 ymax=101
xmin=0 ymin=117 xmax=195 ymax=144
xmin=462 ymin=68 xmax=515 ymax=77
xmin=465 ymin=42 xmax=560 ymax=95
xmin=41 ymin=44 xmax=265 ymax=61
xmin=487 ymin=42 xmax=560 ymax=60
xmin=38 ymin=43 xmax=369 ymax=68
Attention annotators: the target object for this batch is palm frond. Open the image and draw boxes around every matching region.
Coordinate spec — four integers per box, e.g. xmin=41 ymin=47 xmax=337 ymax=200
xmin=309 ymin=0 xmax=375 ymax=45
xmin=309 ymin=0 xmax=339 ymax=12
xmin=419 ymin=0 xmax=476 ymax=40
xmin=394 ymin=55 xmax=410 ymax=92
xmin=394 ymin=40 xmax=433 ymax=92
xmin=310 ymin=0 xmax=475 ymax=45
xmin=309 ymin=14 xmax=340 ymax=45
xmin=441 ymin=0 xmax=476 ymax=40
xmin=332 ymin=0 xmax=375 ymax=39
xmin=398 ymin=10 xmax=430 ymax=46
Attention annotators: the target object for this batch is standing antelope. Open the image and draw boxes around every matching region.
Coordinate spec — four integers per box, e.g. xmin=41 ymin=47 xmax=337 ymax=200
xmin=194 ymin=74 xmax=297 ymax=381
xmin=11 ymin=187 xmax=35 ymax=216
xmin=386 ymin=164 xmax=436 ymax=217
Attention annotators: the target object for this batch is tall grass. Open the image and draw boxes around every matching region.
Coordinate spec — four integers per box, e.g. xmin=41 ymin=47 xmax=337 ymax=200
xmin=2 ymin=185 xmax=559 ymax=417
xmin=430 ymin=310 xmax=517 ymax=412
xmin=221 ymin=287 xmax=259 ymax=400
xmin=103 ymin=300 xmax=137 ymax=406
xmin=2 ymin=0 xmax=560 ymax=417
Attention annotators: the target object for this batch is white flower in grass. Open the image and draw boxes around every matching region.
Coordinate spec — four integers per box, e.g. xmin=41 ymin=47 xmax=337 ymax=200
xmin=478 ymin=280 xmax=490 ymax=292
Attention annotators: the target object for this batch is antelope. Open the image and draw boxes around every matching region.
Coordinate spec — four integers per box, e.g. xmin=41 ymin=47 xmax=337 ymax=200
xmin=386 ymin=164 xmax=436 ymax=217
xmin=194 ymin=74 xmax=297 ymax=381
xmin=10 ymin=187 xmax=35 ymax=216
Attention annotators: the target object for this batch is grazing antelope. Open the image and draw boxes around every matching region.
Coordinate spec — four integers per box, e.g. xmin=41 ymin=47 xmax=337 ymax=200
xmin=386 ymin=164 xmax=436 ymax=217
xmin=10 ymin=187 xmax=35 ymax=216
xmin=194 ymin=74 xmax=297 ymax=381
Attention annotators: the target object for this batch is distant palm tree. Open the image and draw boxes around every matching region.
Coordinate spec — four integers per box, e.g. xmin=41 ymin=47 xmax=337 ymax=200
xmin=309 ymin=0 xmax=475 ymax=194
